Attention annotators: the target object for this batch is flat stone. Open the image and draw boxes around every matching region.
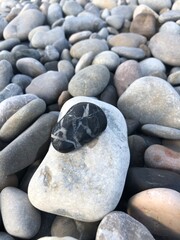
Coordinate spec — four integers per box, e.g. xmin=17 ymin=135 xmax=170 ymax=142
xmin=0 ymin=38 xmax=20 ymax=51
xmin=96 ymin=211 xmax=155 ymax=240
xmin=28 ymin=96 xmax=130 ymax=222
xmin=144 ymin=144 xmax=180 ymax=174
xmin=159 ymin=10 xmax=180 ymax=24
xmin=26 ymin=71 xmax=68 ymax=105
xmin=0 ymin=112 xmax=58 ymax=177
xmin=69 ymin=31 xmax=92 ymax=45
xmin=3 ymin=9 xmax=45 ymax=40
xmin=125 ymin=167 xmax=180 ymax=198
xmin=0 ymin=94 xmax=38 ymax=129
xmin=0 ymin=60 xmax=13 ymax=91
xmin=168 ymin=71 xmax=180 ymax=85
xmin=139 ymin=57 xmax=166 ymax=76
xmin=0 ymin=98 xmax=46 ymax=142
xmin=14 ymin=48 xmax=41 ymax=61
xmin=51 ymin=102 xmax=107 ymax=153
xmin=1 ymin=187 xmax=41 ymax=239
xmin=11 ymin=74 xmax=32 ymax=91
xmin=0 ymin=83 xmax=23 ymax=103
xmin=127 ymin=188 xmax=180 ymax=239
xmin=149 ymin=32 xmax=180 ymax=66
xmin=68 ymin=65 xmax=110 ymax=97
xmin=70 ymin=39 xmax=109 ymax=59
xmin=75 ymin=51 xmax=95 ymax=73
xmin=117 ymin=76 xmax=180 ymax=129
xmin=138 ymin=0 xmax=172 ymax=12
xmin=114 ymin=60 xmax=143 ymax=96
xmin=100 ymin=85 xmax=118 ymax=107
xmin=110 ymin=5 xmax=134 ymax=20
xmin=141 ymin=124 xmax=180 ymax=140
xmin=16 ymin=57 xmax=46 ymax=78
xmin=111 ymin=46 xmax=145 ymax=60
xmin=108 ymin=33 xmax=147 ymax=47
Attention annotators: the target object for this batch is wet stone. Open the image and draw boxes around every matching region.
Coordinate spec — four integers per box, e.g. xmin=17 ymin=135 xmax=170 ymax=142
xmin=51 ymin=102 xmax=107 ymax=153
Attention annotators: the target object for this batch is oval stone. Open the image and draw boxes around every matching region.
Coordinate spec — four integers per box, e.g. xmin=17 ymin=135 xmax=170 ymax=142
xmin=138 ymin=0 xmax=172 ymax=12
xmin=51 ymin=102 xmax=107 ymax=153
xmin=68 ymin=65 xmax=110 ymax=97
xmin=70 ymin=39 xmax=109 ymax=59
xmin=0 ymin=60 xmax=13 ymax=91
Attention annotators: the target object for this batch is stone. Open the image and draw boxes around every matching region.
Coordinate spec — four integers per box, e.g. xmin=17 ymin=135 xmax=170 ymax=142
xmin=51 ymin=102 xmax=107 ymax=153
xmin=28 ymin=96 xmax=130 ymax=222
xmin=108 ymin=33 xmax=147 ymax=49
xmin=38 ymin=237 xmax=78 ymax=240
xmin=68 ymin=65 xmax=110 ymax=97
xmin=14 ymin=48 xmax=41 ymax=61
xmin=126 ymin=119 xmax=140 ymax=136
xmin=100 ymin=85 xmax=118 ymax=106
xmin=172 ymin=0 xmax=180 ymax=11
xmin=111 ymin=46 xmax=145 ymax=60
xmin=133 ymin=4 xmax=159 ymax=19
xmin=16 ymin=57 xmax=46 ymax=78
xmin=26 ymin=71 xmax=68 ymax=105
xmin=96 ymin=211 xmax=155 ymax=240
xmin=11 ymin=74 xmax=32 ymax=91
xmin=70 ymin=39 xmax=109 ymax=59
xmin=139 ymin=57 xmax=166 ymax=76
xmin=0 ymin=98 xmax=46 ymax=142
xmin=141 ymin=124 xmax=180 ymax=140
xmin=125 ymin=167 xmax=180 ymax=198
xmin=57 ymin=60 xmax=75 ymax=81
xmin=0 ymin=60 xmax=13 ymax=91
xmin=0 ymin=94 xmax=38 ymax=129
xmin=0 ymin=38 xmax=20 ymax=51
xmin=63 ymin=15 xmax=105 ymax=35
xmin=62 ymin=1 xmax=83 ymax=16
xmin=92 ymin=51 xmax=120 ymax=72
xmin=130 ymin=13 xmax=157 ymax=39
xmin=58 ymin=91 xmax=71 ymax=109
xmin=41 ymin=45 xmax=60 ymax=63
xmin=0 ymin=50 xmax=16 ymax=67
xmin=0 ymin=112 xmax=58 ymax=177
xmin=106 ymin=15 xmax=124 ymax=30
xmin=144 ymin=144 xmax=180 ymax=174
xmin=28 ymin=25 xmax=50 ymax=42
xmin=114 ymin=60 xmax=143 ymax=96
xmin=162 ymin=139 xmax=180 ymax=153
xmin=149 ymin=32 xmax=180 ymax=66
xmin=138 ymin=0 xmax=172 ymax=12
xmin=31 ymin=27 xmax=65 ymax=49
xmin=127 ymin=188 xmax=180 ymax=239
xmin=75 ymin=220 xmax=99 ymax=240
xmin=168 ymin=71 xmax=180 ymax=85
xmin=92 ymin=0 xmax=117 ymax=9
xmin=0 ymin=83 xmax=23 ymax=103
xmin=0 ymin=232 xmax=15 ymax=240
xmin=117 ymin=76 xmax=180 ymax=129
xmin=0 ymin=16 xmax=7 ymax=39
xmin=75 ymin=51 xmax=95 ymax=73
xmin=159 ymin=21 xmax=180 ymax=34
xmin=47 ymin=3 xmax=63 ymax=25
xmin=69 ymin=31 xmax=92 ymax=45
xmin=159 ymin=10 xmax=180 ymax=24
xmin=1 ymin=187 xmax=41 ymax=239
xmin=51 ymin=216 xmax=79 ymax=238
xmin=3 ymin=9 xmax=45 ymax=40
xmin=111 ymin=5 xmax=134 ymax=20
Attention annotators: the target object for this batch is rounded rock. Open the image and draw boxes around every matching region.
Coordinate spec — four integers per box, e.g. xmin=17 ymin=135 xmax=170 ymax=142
xmin=0 ymin=83 xmax=23 ymax=103
xmin=0 ymin=60 xmax=13 ymax=91
xmin=57 ymin=60 xmax=75 ymax=81
xmin=112 ymin=46 xmax=145 ymax=60
xmin=47 ymin=3 xmax=63 ymax=25
xmin=139 ymin=57 xmax=166 ymax=76
xmin=62 ymin=1 xmax=83 ymax=16
xmin=138 ymin=0 xmax=172 ymax=12
xmin=159 ymin=21 xmax=180 ymax=34
xmin=75 ymin=51 xmax=95 ymax=73
xmin=92 ymin=0 xmax=117 ymax=9
xmin=68 ymin=65 xmax=110 ymax=97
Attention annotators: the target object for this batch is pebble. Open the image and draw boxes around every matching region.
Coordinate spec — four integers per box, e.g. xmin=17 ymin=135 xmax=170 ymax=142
xmin=58 ymin=91 xmax=72 ymax=109
xmin=139 ymin=57 xmax=166 ymax=76
xmin=75 ymin=51 xmax=95 ymax=73
xmin=47 ymin=3 xmax=63 ymax=26
xmin=68 ymin=65 xmax=110 ymax=97
xmin=159 ymin=21 xmax=180 ymax=34
xmin=51 ymin=102 xmax=107 ymax=153
xmin=125 ymin=167 xmax=180 ymax=198
xmin=149 ymin=32 xmax=180 ymax=66
xmin=3 ymin=9 xmax=45 ymax=40
xmin=62 ymin=1 xmax=83 ymax=16
xmin=13 ymin=47 xmax=41 ymax=61
xmin=16 ymin=57 xmax=46 ymax=78
xmin=0 ymin=38 xmax=20 ymax=51
xmin=114 ymin=60 xmax=143 ymax=96
xmin=172 ymin=0 xmax=180 ymax=11
xmin=133 ymin=4 xmax=159 ymax=19
xmin=0 ymin=232 xmax=15 ymax=240
xmin=26 ymin=71 xmax=68 ymax=104
xmin=0 ymin=112 xmax=58 ymax=177
xmin=96 ymin=211 xmax=155 ymax=240
xmin=0 ymin=60 xmax=13 ymax=91
xmin=0 ymin=98 xmax=46 ymax=142
xmin=111 ymin=5 xmax=134 ymax=20
xmin=69 ymin=31 xmax=92 ymax=45
xmin=1 ymin=187 xmax=41 ymax=239
xmin=130 ymin=13 xmax=157 ymax=38
xmin=141 ymin=124 xmax=180 ymax=140
xmin=0 ymin=16 xmax=7 ymax=39
xmin=111 ymin=46 xmax=145 ymax=60
xmin=70 ymin=39 xmax=108 ymax=59
xmin=144 ymin=144 xmax=180 ymax=174
xmin=127 ymin=188 xmax=180 ymax=239
xmin=117 ymin=76 xmax=180 ymax=129
xmin=162 ymin=139 xmax=180 ymax=153
xmin=138 ymin=0 xmax=172 ymax=12
xmin=11 ymin=74 xmax=32 ymax=90
xmin=167 ymin=71 xmax=180 ymax=85
xmin=108 ymin=32 xmax=147 ymax=47
xmin=106 ymin=15 xmax=124 ymax=30
xmin=159 ymin=10 xmax=180 ymax=24
xmin=0 ymin=50 xmax=16 ymax=66
xmin=41 ymin=45 xmax=60 ymax=63
xmin=57 ymin=60 xmax=75 ymax=81
xmin=92 ymin=0 xmax=117 ymax=9
xmin=28 ymin=96 xmax=130 ymax=222
xmin=92 ymin=51 xmax=120 ymax=72
xmin=0 ymin=83 xmax=23 ymax=103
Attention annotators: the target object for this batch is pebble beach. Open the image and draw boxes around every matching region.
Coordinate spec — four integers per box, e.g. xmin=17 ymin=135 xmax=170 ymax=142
xmin=0 ymin=0 xmax=179 ymax=239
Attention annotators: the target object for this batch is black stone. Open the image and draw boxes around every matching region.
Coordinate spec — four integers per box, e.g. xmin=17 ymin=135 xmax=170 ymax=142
xmin=51 ymin=102 xmax=107 ymax=153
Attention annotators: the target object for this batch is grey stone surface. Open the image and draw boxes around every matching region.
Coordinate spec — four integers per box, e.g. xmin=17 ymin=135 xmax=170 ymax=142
xmin=139 ymin=57 xmax=166 ymax=76
xmin=47 ymin=3 xmax=63 ymax=25
xmin=117 ymin=76 xmax=180 ymax=129
xmin=28 ymin=96 xmax=130 ymax=222
xmin=111 ymin=46 xmax=145 ymax=60
xmin=75 ymin=51 xmax=95 ymax=73
xmin=62 ymin=1 xmax=83 ymax=16
xmin=96 ymin=211 xmax=155 ymax=240
xmin=159 ymin=10 xmax=180 ymax=24
xmin=0 ymin=38 xmax=20 ymax=51
xmin=168 ymin=71 xmax=180 ymax=85
xmin=0 ymin=83 xmax=23 ymax=103
xmin=57 ymin=60 xmax=75 ymax=81
xmin=0 ymin=60 xmax=13 ymax=91
xmin=1 ymin=187 xmax=41 ymax=239
xmin=138 ymin=0 xmax=172 ymax=12
xmin=0 ymin=232 xmax=15 ymax=240
xmin=68 ymin=65 xmax=110 ymax=97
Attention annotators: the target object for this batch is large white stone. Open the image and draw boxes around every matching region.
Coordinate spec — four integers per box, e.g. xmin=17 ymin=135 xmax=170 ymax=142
xmin=28 ymin=97 xmax=130 ymax=222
